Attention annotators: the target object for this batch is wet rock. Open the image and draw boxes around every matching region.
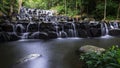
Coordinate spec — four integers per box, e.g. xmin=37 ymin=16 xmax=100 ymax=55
xmin=18 ymin=23 xmax=28 ymax=32
xmin=16 ymin=54 xmax=41 ymax=64
xmin=0 ymin=32 xmax=10 ymax=42
xmin=79 ymin=45 xmax=105 ymax=54
xmin=59 ymin=31 xmax=68 ymax=38
xmin=87 ymin=23 xmax=101 ymax=37
xmin=66 ymin=29 xmax=75 ymax=37
xmin=20 ymin=32 xmax=32 ymax=39
xmin=47 ymin=31 xmax=58 ymax=39
xmin=15 ymin=24 xmax=25 ymax=36
xmin=77 ymin=29 xmax=88 ymax=38
xmin=87 ymin=28 xmax=101 ymax=37
xmin=64 ymin=23 xmax=74 ymax=29
xmin=1 ymin=23 xmax=15 ymax=32
xmin=9 ymin=33 xmax=20 ymax=41
xmin=27 ymin=23 xmax=39 ymax=32
xmin=0 ymin=32 xmax=20 ymax=42
xmin=39 ymin=23 xmax=56 ymax=32
xmin=109 ymin=29 xmax=120 ymax=37
xmin=30 ymin=32 xmax=48 ymax=39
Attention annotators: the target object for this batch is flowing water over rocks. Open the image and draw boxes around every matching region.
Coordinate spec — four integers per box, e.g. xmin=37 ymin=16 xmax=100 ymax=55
xmin=0 ymin=7 xmax=120 ymax=68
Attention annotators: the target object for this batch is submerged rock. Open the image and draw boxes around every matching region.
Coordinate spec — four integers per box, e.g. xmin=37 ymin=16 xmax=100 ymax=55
xmin=16 ymin=54 xmax=41 ymax=64
xmin=79 ymin=45 xmax=105 ymax=54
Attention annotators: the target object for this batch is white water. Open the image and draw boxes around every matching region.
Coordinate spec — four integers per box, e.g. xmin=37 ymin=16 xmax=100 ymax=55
xmin=104 ymin=23 xmax=109 ymax=35
xmin=71 ymin=23 xmax=77 ymax=37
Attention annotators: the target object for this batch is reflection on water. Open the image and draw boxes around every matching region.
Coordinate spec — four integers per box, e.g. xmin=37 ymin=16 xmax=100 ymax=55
xmin=0 ymin=36 xmax=120 ymax=68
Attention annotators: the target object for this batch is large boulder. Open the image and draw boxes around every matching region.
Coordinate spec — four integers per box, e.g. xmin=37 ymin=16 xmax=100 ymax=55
xmin=1 ymin=23 xmax=15 ymax=32
xmin=79 ymin=45 xmax=105 ymax=54
xmin=47 ymin=31 xmax=58 ymax=39
xmin=15 ymin=24 xmax=25 ymax=36
xmin=109 ymin=29 xmax=120 ymax=37
xmin=64 ymin=22 xmax=74 ymax=29
xmin=0 ymin=32 xmax=20 ymax=42
xmin=0 ymin=32 xmax=10 ymax=42
xmin=27 ymin=23 xmax=39 ymax=32
xmin=77 ymin=29 xmax=88 ymax=38
xmin=39 ymin=23 xmax=56 ymax=32
xmin=87 ymin=28 xmax=101 ymax=37
xmin=87 ymin=23 xmax=101 ymax=37
xmin=9 ymin=33 xmax=20 ymax=41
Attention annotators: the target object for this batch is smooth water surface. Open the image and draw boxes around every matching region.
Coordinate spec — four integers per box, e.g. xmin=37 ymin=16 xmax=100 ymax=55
xmin=0 ymin=36 xmax=120 ymax=68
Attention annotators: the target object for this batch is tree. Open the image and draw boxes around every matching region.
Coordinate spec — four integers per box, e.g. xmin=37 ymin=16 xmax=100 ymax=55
xmin=117 ymin=1 xmax=120 ymax=19
xmin=18 ymin=0 xmax=23 ymax=14
xmin=103 ymin=0 xmax=107 ymax=20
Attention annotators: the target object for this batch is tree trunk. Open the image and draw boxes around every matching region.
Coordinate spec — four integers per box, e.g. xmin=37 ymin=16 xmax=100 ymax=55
xmin=64 ymin=0 xmax=67 ymax=15
xmin=18 ymin=0 xmax=23 ymax=14
xmin=117 ymin=3 xmax=120 ymax=19
xmin=9 ymin=0 xmax=14 ymax=16
xmin=76 ymin=0 xmax=78 ymax=14
xmin=103 ymin=0 xmax=107 ymax=20
xmin=79 ymin=0 xmax=83 ymax=16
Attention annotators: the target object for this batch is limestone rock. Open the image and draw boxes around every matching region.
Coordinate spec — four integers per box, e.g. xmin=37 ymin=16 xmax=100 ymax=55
xmin=79 ymin=45 xmax=105 ymax=54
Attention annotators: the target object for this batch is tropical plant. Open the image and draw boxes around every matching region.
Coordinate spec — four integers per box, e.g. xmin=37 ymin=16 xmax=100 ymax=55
xmin=80 ymin=45 xmax=120 ymax=68
xmin=0 ymin=0 xmax=18 ymax=16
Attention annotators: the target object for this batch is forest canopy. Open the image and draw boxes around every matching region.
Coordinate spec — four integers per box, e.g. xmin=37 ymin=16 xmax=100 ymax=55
xmin=0 ymin=0 xmax=120 ymax=20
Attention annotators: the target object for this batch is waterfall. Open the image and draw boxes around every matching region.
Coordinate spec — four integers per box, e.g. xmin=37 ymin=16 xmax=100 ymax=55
xmin=21 ymin=33 xmax=29 ymax=39
xmin=100 ymin=22 xmax=113 ymax=38
xmin=59 ymin=31 xmax=68 ymax=38
xmin=101 ymin=22 xmax=109 ymax=36
xmin=54 ymin=23 xmax=59 ymax=37
xmin=104 ymin=23 xmax=109 ymax=35
xmin=68 ymin=29 xmax=74 ymax=37
xmin=59 ymin=24 xmax=68 ymax=38
xmin=71 ymin=22 xmax=77 ymax=37
xmin=16 ymin=24 xmax=25 ymax=33
xmin=113 ymin=21 xmax=119 ymax=29
xmin=109 ymin=22 xmax=114 ymax=29
xmin=12 ymin=24 xmax=16 ymax=34
xmin=26 ymin=23 xmax=30 ymax=32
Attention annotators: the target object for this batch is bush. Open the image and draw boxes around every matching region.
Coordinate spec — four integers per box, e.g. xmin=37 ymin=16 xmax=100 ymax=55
xmin=80 ymin=45 xmax=120 ymax=68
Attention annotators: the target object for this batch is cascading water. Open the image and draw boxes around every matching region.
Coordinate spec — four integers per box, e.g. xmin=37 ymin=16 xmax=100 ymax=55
xmin=54 ymin=23 xmax=59 ymax=37
xmin=68 ymin=29 xmax=74 ymax=37
xmin=21 ymin=33 xmax=29 ymax=39
xmin=101 ymin=22 xmax=113 ymax=38
xmin=12 ymin=24 xmax=16 ymax=34
xmin=15 ymin=7 xmax=117 ymax=39
xmin=71 ymin=22 xmax=77 ymax=37
xmin=59 ymin=24 xmax=68 ymax=38
xmin=104 ymin=23 xmax=109 ymax=35
xmin=109 ymin=22 xmax=114 ymax=29
xmin=113 ymin=21 xmax=119 ymax=29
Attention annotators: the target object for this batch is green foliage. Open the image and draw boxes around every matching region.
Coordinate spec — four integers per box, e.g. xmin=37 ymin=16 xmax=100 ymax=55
xmin=0 ymin=0 xmax=18 ymax=16
xmin=50 ymin=5 xmax=64 ymax=15
xmin=22 ymin=0 xmax=120 ymax=20
xmin=0 ymin=0 xmax=120 ymax=20
xmin=80 ymin=45 xmax=120 ymax=68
